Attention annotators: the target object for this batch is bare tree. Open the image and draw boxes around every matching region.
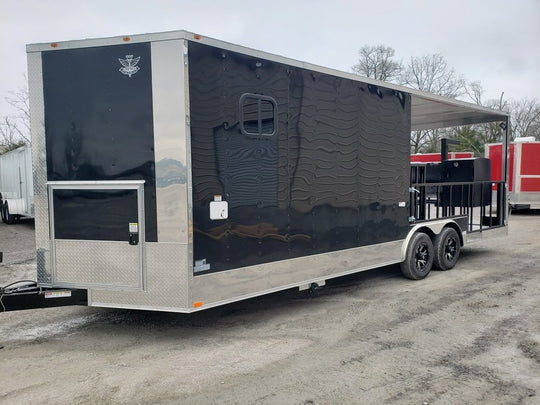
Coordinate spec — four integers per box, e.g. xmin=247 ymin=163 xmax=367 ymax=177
xmin=0 ymin=76 xmax=30 ymax=153
xmin=508 ymin=98 xmax=540 ymax=140
xmin=6 ymin=80 xmax=30 ymax=139
xmin=400 ymin=54 xmax=466 ymax=98
xmin=351 ymin=45 xmax=401 ymax=82
xmin=351 ymin=45 xmax=539 ymax=153
xmin=400 ymin=54 xmax=467 ymax=153
xmin=465 ymin=80 xmax=484 ymax=106
xmin=410 ymin=129 xmax=436 ymax=154
xmin=0 ymin=116 xmax=27 ymax=153
xmin=463 ymin=83 xmax=539 ymax=144
xmin=454 ymin=86 xmax=507 ymax=151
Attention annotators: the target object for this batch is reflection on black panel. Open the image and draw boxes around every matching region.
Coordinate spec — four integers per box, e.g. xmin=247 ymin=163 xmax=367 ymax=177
xmin=189 ymin=41 xmax=411 ymax=274
xmin=42 ymin=43 xmax=157 ymax=241
xmin=214 ymin=124 xmax=278 ymax=209
xmin=53 ymin=189 xmax=138 ymax=241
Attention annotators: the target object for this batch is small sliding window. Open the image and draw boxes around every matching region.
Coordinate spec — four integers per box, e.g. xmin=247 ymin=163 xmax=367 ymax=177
xmin=239 ymin=93 xmax=277 ymax=137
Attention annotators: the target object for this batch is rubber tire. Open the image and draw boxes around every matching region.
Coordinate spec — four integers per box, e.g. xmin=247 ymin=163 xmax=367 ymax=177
xmin=1 ymin=202 xmax=6 ymax=223
xmin=4 ymin=202 xmax=16 ymax=225
xmin=400 ymin=232 xmax=434 ymax=280
xmin=433 ymin=227 xmax=461 ymax=270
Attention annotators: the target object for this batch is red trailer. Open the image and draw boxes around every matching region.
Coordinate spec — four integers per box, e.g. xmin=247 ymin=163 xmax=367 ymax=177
xmin=411 ymin=152 xmax=473 ymax=163
xmin=486 ymin=137 xmax=540 ymax=209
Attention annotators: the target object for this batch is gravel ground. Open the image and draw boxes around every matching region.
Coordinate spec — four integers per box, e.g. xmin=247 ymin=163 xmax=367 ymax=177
xmin=0 ymin=213 xmax=539 ymax=404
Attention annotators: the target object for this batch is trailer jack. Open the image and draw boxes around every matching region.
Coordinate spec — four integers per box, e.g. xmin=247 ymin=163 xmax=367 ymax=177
xmin=0 ymin=280 xmax=87 ymax=312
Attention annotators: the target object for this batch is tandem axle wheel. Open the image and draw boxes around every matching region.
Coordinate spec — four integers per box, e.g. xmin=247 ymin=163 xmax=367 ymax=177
xmin=401 ymin=227 xmax=461 ymax=280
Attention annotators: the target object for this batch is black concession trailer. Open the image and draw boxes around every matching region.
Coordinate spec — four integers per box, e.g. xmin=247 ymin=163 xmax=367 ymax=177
xmin=1 ymin=30 xmax=509 ymax=312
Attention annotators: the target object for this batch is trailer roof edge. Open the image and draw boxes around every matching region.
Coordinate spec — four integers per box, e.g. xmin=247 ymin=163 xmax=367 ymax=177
xmin=26 ymin=29 xmax=509 ymax=130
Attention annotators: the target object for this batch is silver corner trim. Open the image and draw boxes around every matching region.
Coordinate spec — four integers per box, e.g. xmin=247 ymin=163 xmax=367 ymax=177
xmin=47 ymin=180 xmax=145 ymax=188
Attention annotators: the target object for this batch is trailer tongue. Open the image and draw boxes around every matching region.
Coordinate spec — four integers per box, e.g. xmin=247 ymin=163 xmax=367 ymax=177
xmin=0 ymin=281 xmax=86 ymax=312
xmin=1 ymin=30 xmax=510 ymax=313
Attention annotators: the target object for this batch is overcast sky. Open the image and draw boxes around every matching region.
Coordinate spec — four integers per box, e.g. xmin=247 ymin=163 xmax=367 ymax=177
xmin=1 ymin=0 xmax=539 ymax=119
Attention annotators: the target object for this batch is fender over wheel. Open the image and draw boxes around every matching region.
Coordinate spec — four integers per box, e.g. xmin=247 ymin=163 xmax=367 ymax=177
xmin=401 ymin=232 xmax=434 ymax=280
xmin=433 ymin=227 xmax=461 ymax=270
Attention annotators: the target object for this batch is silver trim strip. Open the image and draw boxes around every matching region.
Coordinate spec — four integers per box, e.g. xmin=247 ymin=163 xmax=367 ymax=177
xmin=28 ymin=50 xmax=51 ymax=285
xmin=184 ymin=38 xmax=195 ymax=306
xmin=151 ymin=39 xmax=189 ymax=243
xmin=47 ymin=180 xmax=145 ymax=188
xmin=90 ymin=302 xmax=193 ymax=313
xmin=191 ymin=239 xmax=404 ymax=308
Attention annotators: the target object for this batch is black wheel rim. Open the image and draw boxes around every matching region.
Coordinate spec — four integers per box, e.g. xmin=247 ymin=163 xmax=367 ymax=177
xmin=444 ymin=237 xmax=457 ymax=262
xmin=414 ymin=242 xmax=430 ymax=271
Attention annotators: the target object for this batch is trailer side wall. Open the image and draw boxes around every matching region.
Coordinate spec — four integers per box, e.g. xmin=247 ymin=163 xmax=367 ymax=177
xmin=189 ymin=41 xmax=411 ymax=275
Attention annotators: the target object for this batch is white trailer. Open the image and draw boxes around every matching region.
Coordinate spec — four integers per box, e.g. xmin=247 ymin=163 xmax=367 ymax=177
xmin=0 ymin=145 xmax=34 ymax=224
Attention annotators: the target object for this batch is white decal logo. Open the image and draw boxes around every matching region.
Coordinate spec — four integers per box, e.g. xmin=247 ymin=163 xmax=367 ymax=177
xmin=118 ymin=55 xmax=140 ymax=77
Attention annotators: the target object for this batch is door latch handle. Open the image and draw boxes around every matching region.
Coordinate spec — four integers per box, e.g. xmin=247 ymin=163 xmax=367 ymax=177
xmin=129 ymin=233 xmax=139 ymax=245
